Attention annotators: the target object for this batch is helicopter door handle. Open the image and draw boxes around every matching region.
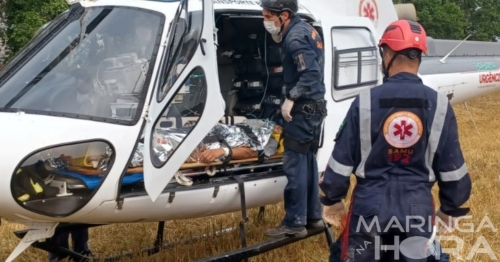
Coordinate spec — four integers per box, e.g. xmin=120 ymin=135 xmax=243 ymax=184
xmin=200 ymin=38 xmax=207 ymax=56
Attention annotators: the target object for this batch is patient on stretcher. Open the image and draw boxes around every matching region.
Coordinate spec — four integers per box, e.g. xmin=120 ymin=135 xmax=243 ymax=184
xmin=48 ymin=119 xmax=283 ymax=177
xmin=198 ymin=122 xmax=283 ymax=163
xmin=198 ymin=144 xmax=257 ymax=163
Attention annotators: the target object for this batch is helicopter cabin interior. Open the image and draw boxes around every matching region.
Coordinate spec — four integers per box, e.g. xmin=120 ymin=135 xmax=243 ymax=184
xmin=11 ymin=4 xmax=381 ymax=217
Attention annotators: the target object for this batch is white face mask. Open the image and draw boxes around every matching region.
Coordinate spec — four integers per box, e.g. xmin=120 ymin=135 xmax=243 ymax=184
xmin=263 ymin=15 xmax=284 ymax=36
xmin=264 ymin=20 xmax=281 ymax=36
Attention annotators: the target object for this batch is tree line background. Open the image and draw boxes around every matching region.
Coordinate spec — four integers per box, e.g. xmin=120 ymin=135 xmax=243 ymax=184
xmin=0 ymin=0 xmax=499 ymax=62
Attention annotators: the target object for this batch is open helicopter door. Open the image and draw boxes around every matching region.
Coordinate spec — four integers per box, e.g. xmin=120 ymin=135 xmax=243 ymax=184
xmin=143 ymin=0 xmax=224 ymax=201
xmin=321 ymin=15 xmax=381 ymax=102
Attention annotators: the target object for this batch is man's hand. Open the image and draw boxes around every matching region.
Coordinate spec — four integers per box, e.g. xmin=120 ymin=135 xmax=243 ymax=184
xmin=281 ymin=99 xmax=294 ymax=122
xmin=435 ymin=209 xmax=457 ymax=234
xmin=322 ymin=202 xmax=346 ymax=227
xmin=199 ymin=148 xmax=225 ymax=163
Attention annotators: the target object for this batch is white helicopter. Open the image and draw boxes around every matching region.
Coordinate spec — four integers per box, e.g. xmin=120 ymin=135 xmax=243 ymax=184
xmin=1 ymin=0 xmax=500 ymax=261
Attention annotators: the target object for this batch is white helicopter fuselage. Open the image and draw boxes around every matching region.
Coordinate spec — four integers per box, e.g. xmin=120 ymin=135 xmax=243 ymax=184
xmin=1 ymin=0 xmax=500 ymax=227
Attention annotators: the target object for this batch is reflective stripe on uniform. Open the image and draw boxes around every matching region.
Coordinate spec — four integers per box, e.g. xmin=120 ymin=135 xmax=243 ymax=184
xmin=425 ymin=92 xmax=449 ymax=182
xmin=355 ymin=89 xmax=371 ymax=179
xmin=328 ymin=155 xmax=353 ymax=177
xmin=440 ymin=163 xmax=468 ymax=182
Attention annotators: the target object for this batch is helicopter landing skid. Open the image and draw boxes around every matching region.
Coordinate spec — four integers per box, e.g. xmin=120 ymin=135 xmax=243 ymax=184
xmin=13 ymin=221 xmax=174 ymax=261
xmin=195 ymin=226 xmax=333 ymax=262
xmin=12 ymin=174 xmax=335 ymax=261
xmin=6 ymin=221 xmax=59 ymax=262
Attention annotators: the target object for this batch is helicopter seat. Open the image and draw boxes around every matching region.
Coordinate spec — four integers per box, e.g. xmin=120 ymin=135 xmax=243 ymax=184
xmin=97 ymin=52 xmax=148 ymax=96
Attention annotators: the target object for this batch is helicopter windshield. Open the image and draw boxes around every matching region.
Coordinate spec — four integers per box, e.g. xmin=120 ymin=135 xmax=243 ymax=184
xmin=0 ymin=5 xmax=164 ymax=124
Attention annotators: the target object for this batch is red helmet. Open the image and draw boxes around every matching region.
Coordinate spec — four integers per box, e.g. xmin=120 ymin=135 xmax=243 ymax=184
xmin=378 ymin=20 xmax=427 ymax=55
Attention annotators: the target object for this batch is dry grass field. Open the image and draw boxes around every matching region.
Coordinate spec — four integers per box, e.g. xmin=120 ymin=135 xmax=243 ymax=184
xmin=1 ymin=93 xmax=500 ymax=262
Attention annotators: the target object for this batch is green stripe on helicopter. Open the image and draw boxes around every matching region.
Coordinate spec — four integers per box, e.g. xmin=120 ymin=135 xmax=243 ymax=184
xmin=475 ymin=62 xmax=498 ymax=71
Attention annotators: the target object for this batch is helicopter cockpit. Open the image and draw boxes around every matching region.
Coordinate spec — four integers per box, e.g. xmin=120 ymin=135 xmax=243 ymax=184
xmin=0 ymin=5 xmax=161 ymax=122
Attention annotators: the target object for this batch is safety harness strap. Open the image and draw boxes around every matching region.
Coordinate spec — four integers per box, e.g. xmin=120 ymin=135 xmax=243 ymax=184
xmin=220 ymin=139 xmax=233 ymax=165
xmin=202 ymin=134 xmax=222 ymax=145
xmin=291 ymin=99 xmax=327 ymax=114
xmin=283 ymin=133 xmax=312 ymax=154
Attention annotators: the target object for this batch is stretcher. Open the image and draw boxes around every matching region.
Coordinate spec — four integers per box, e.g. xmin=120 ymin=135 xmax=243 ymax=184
xmin=53 ymin=154 xmax=283 ymax=190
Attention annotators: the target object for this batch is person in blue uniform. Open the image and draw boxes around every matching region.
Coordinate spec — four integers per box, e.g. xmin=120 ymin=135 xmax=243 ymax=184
xmin=259 ymin=0 xmax=328 ymax=238
xmin=319 ymin=20 xmax=472 ymax=261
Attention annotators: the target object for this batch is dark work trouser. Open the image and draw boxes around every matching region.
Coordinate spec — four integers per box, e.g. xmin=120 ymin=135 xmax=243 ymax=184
xmin=281 ymin=110 xmax=324 ymax=227
xmin=48 ymin=228 xmax=90 ymax=261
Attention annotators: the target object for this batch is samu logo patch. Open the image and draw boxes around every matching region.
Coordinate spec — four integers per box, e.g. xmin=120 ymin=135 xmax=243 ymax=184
xmin=383 ymin=111 xmax=423 ymax=148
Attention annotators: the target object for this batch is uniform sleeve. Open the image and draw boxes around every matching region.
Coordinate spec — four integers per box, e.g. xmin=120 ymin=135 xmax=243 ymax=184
xmin=319 ymin=98 xmax=360 ymax=206
xmin=433 ymin=103 xmax=472 ymax=217
xmin=286 ymin=34 xmax=322 ymax=100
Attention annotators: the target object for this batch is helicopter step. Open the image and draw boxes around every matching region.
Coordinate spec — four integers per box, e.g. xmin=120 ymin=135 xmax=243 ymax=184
xmin=197 ymin=175 xmax=335 ymax=262
xmin=195 ymin=226 xmax=334 ymax=262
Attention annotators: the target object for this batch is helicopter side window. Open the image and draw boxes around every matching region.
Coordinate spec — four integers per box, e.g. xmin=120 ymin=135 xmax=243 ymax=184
xmin=0 ymin=6 xmax=165 ymax=124
xmin=331 ymin=27 xmax=378 ymax=101
xmin=152 ymin=66 xmax=207 ymax=166
xmin=158 ymin=0 xmax=203 ymax=102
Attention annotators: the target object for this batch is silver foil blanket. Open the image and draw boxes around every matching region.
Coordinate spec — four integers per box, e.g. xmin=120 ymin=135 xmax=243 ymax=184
xmin=129 ymin=143 xmax=144 ymax=167
xmin=205 ymin=119 xmax=275 ymax=151
xmin=153 ymin=130 xmax=186 ymax=163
